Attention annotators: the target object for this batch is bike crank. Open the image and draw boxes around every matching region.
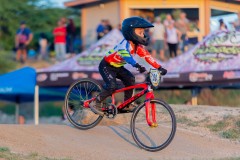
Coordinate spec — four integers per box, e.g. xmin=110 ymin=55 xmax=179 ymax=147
xmin=105 ymin=104 xmax=118 ymax=119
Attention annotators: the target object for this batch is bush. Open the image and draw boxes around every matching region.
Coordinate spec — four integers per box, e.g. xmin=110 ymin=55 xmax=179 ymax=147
xmin=0 ymin=50 xmax=17 ymax=74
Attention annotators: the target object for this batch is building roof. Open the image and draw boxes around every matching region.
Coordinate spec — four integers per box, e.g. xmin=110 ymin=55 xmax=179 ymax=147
xmin=64 ymin=0 xmax=115 ymax=8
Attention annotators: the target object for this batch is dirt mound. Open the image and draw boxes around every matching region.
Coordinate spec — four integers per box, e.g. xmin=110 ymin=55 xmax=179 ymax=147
xmin=1 ymin=105 xmax=240 ymax=160
xmin=0 ymin=123 xmax=239 ymax=160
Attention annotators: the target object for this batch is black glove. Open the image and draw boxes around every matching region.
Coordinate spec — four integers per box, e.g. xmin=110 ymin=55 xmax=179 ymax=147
xmin=158 ymin=66 xmax=167 ymax=75
xmin=135 ymin=63 xmax=146 ymax=73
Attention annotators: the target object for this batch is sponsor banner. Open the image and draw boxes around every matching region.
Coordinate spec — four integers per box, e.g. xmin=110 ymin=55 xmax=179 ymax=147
xmin=162 ymin=70 xmax=240 ymax=84
xmin=223 ymin=71 xmax=240 ymax=79
xmin=37 ymin=71 xmax=92 ymax=87
xmin=37 ymin=71 xmax=147 ymax=87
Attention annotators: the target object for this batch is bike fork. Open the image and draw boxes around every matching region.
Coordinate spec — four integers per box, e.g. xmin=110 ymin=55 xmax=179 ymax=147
xmin=145 ymin=91 xmax=158 ymax=127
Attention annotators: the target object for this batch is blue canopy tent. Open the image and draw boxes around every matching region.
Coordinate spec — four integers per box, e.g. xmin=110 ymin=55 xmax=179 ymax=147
xmin=0 ymin=67 xmax=66 ymax=124
xmin=0 ymin=67 xmax=38 ymax=124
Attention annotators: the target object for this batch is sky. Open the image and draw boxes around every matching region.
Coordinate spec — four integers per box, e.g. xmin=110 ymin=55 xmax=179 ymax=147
xmin=52 ymin=0 xmax=71 ymax=8
xmin=38 ymin=0 xmax=72 ymax=8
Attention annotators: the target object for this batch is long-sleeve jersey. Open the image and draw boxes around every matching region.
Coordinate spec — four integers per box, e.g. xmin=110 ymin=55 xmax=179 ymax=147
xmin=104 ymin=39 xmax=161 ymax=68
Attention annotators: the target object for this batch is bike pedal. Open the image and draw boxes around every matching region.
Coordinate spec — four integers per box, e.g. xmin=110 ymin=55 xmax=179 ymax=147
xmin=106 ymin=104 xmax=118 ymax=119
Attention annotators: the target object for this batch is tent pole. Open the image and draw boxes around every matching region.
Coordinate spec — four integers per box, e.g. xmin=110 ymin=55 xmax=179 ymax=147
xmin=34 ymin=85 xmax=39 ymax=125
xmin=191 ymin=88 xmax=200 ymax=105
xmin=15 ymin=103 xmax=19 ymax=124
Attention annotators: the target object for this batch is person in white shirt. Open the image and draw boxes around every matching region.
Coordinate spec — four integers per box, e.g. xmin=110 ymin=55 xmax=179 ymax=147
xmin=166 ymin=23 xmax=182 ymax=58
xmin=150 ymin=17 xmax=165 ymax=61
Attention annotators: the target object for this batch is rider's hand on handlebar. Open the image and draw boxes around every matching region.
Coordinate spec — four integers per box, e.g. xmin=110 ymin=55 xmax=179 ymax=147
xmin=158 ymin=66 xmax=167 ymax=75
xmin=135 ymin=63 xmax=146 ymax=73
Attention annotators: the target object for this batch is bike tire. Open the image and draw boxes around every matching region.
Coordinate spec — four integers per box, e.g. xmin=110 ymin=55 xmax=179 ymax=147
xmin=64 ymin=78 xmax=103 ymax=130
xmin=130 ymin=99 xmax=176 ymax=152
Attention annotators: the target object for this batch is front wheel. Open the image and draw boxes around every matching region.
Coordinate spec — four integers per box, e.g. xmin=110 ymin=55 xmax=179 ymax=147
xmin=130 ymin=99 xmax=176 ymax=152
xmin=64 ymin=78 xmax=103 ymax=130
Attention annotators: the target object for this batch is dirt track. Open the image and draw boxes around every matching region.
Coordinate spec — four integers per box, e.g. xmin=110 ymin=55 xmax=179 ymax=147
xmin=0 ymin=123 xmax=240 ymax=160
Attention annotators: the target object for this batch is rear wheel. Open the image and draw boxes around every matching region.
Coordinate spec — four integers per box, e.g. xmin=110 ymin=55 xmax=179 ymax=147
xmin=131 ymin=99 xmax=176 ymax=152
xmin=64 ymin=78 xmax=103 ymax=130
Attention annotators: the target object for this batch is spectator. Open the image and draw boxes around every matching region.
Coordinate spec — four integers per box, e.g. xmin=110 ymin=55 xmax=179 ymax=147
xmin=145 ymin=16 xmax=154 ymax=53
xmin=104 ymin=19 xmax=112 ymax=34
xmin=164 ymin=14 xmax=175 ymax=28
xmin=118 ymin=23 xmax=122 ymax=32
xmin=176 ymin=12 xmax=189 ymax=53
xmin=232 ymin=12 xmax=240 ymax=31
xmin=219 ymin=19 xmax=228 ymax=31
xmin=15 ymin=21 xmax=33 ymax=63
xmin=60 ymin=17 xmax=68 ymax=27
xmin=166 ymin=23 xmax=182 ymax=58
xmin=66 ymin=18 xmax=76 ymax=55
xmin=53 ymin=20 xmax=67 ymax=62
xmin=38 ymin=33 xmax=48 ymax=60
xmin=150 ymin=17 xmax=165 ymax=61
xmin=73 ymin=35 xmax=82 ymax=53
xmin=96 ymin=19 xmax=106 ymax=40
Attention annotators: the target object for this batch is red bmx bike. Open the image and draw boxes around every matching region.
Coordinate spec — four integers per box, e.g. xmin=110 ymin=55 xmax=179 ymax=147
xmin=64 ymin=69 xmax=176 ymax=152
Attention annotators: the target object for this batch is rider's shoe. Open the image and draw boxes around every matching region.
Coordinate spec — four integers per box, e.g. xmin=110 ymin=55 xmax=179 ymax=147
xmin=89 ymin=100 xmax=104 ymax=116
xmin=119 ymin=103 xmax=137 ymax=113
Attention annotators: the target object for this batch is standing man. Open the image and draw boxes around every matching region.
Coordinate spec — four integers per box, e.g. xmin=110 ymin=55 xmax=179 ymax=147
xmin=176 ymin=12 xmax=189 ymax=53
xmin=232 ymin=12 xmax=240 ymax=31
xmin=15 ymin=21 xmax=33 ymax=63
xmin=150 ymin=17 xmax=165 ymax=61
xmin=96 ymin=19 xmax=106 ymax=40
xmin=53 ymin=20 xmax=67 ymax=62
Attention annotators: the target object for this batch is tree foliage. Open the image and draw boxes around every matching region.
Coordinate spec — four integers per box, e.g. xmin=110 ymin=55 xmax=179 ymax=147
xmin=0 ymin=0 xmax=80 ymax=50
xmin=0 ymin=50 xmax=17 ymax=74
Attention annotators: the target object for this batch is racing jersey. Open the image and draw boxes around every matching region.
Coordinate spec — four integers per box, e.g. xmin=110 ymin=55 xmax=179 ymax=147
xmin=104 ymin=39 xmax=161 ymax=68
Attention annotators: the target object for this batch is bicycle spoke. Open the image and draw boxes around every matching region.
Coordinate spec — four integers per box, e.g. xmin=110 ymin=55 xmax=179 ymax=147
xmin=64 ymin=79 xmax=103 ymax=130
xmin=131 ymin=99 xmax=176 ymax=151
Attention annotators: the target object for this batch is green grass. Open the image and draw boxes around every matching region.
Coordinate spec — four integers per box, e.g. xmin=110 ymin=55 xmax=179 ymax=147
xmin=0 ymin=146 xmax=72 ymax=160
xmin=236 ymin=120 xmax=240 ymax=128
xmin=0 ymin=103 xmax=15 ymax=115
xmin=207 ymin=121 xmax=228 ymax=132
xmin=220 ymin=129 xmax=240 ymax=139
xmin=207 ymin=116 xmax=240 ymax=140
xmin=176 ymin=116 xmax=199 ymax=127
xmin=0 ymin=147 xmax=10 ymax=152
xmin=214 ymin=158 xmax=240 ymax=160
xmin=40 ymin=102 xmax=63 ymax=117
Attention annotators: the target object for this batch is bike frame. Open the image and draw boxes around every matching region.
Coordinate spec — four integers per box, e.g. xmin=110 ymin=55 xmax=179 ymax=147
xmin=84 ymin=82 xmax=157 ymax=126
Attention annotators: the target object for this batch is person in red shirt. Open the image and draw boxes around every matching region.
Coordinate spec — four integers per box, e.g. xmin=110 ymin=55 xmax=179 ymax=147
xmin=90 ymin=16 xmax=167 ymax=115
xmin=53 ymin=20 xmax=66 ymax=62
